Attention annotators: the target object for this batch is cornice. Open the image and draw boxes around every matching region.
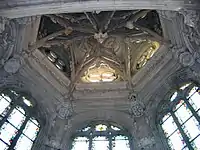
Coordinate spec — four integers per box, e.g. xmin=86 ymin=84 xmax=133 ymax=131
xmin=0 ymin=0 xmax=199 ymax=18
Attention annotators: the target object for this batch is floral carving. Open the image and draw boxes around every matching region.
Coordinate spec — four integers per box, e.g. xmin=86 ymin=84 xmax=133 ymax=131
xmin=128 ymin=92 xmax=145 ymax=117
xmin=57 ymin=101 xmax=73 ymax=119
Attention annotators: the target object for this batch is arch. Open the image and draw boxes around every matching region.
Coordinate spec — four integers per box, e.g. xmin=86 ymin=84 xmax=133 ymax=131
xmin=70 ymin=121 xmax=132 ymax=150
xmin=63 ymin=110 xmax=134 ymax=150
xmin=157 ymin=82 xmax=200 ymax=149
xmin=0 ymin=89 xmax=42 ymax=150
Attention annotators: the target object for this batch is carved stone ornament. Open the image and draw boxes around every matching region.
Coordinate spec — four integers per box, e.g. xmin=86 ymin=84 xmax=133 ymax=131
xmin=128 ymin=92 xmax=145 ymax=117
xmin=179 ymin=9 xmax=200 ymax=28
xmin=137 ymin=136 xmax=156 ymax=149
xmin=0 ymin=21 xmax=16 ymax=66
xmin=179 ymin=10 xmax=200 ymax=56
xmin=0 ymin=17 xmax=9 ymax=33
xmin=157 ymin=10 xmax=177 ymax=20
xmin=4 ymin=55 xmax=23 ymax=73
xmin=57 ymin=101 xmax=73 ymax=119
xmin=171 ymin=46 xmax=195 ymax=67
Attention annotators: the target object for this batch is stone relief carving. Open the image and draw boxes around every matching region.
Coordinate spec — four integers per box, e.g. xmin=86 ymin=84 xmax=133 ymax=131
xmin=0 ymin=27 xmax=15 ymax=66
xmin=57 ymin=101 xmax=73 ymax=120
xmin=4 ymin=54 xmax=23 ymax=73
xmin=179 ymin=9 xmax=200 ymax=59
xmin=0 ymin=19 xmax=24 ymax=74
xmin=128 ymin=92 xmax=145 ymax=117
xmin=171 ymin=46 xmax=195 ymax=67
xmin=137 ymin=136 xmax=156 ymax=149
xmin=0 ymin=17 xmax=9 ymax=33
xmin=179 ymin=9 xmax=200 ymax=28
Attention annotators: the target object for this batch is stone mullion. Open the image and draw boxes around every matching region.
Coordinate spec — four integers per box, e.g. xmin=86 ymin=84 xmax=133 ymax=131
xmin=88 ymin=135 xmax=93 ymax=150
xmin=183 ymin=97 xmax=200 ymax=123
xmin=8 ymin=116 xmax=30 ymax=150
xmin=108 ymin=135 xmax=112 ymax=150
xmin=170 ymin=112 xmax=193 ymax=149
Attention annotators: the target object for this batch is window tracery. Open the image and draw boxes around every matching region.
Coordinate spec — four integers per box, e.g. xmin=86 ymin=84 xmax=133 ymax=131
xmin=136 ymin=41 xmax=160 ymax=69
xmin=81 ymin=62 xmax=119 ymax=83
xmin=71 ymin=122 xmax=131 ymax=150
xmin=0 ymin=89 xmax=40 ymax=150
xmin=159 ymin=83 xmax=200 ymax=150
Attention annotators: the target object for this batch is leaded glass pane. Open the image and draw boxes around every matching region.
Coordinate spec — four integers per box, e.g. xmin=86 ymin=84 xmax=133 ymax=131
xmin=95 ymin=124 xmax=107 ymax=131
xmin=7 ymin=107 xmax=26 ymax=129
xmin=173 ymin=100 xmax=185 ymax=111
xmin=111 ymin=125 xmax=120 ymax=131
xmin=1 ymin=94 xmax=12 ymax=103
xmin=191 ymin=135 xmax=200 ymax=149
xmin=170 ymin=92 xmax=178 ymax=101
xmin=174 ymin=104 xmax=192 ymax=124
xmin=113 ymin=136 xmax=129 ymax=150
xmin=162 ymin=113 xmax=171 ymax=123
xmin=0 ymin=96 xmax=10 ymax=115
xmin=188 ymin=89 xmax=200 ymax=111
xmin=0 ymin=140 xmax=8 ymax=150
xmin=0 ymin=122 xmax=18 ymax=144
xmin=93 ymin=136 xmax=109 ymax=150
xmin=182 ymin=116 xmax=200 ymax=140
xmin=188 ymin=86 xmax=199 ymax=98
xmin=72 ymin=137 xmax=89 ymax=150
xmin=23 ymin=119 xmax=40 ymax=141
xmin=161 ymin=116 xmax=178 ymax=137
xmin=15 ymin=134 xmax=33 ymax=150
xmin=180 ymin=83 xmax=191 ymax=90
xmin=167 ymin=130 xmax=186 ymax=150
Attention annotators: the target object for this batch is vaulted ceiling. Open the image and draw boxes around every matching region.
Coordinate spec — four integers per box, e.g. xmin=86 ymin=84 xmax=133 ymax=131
xmin=32 ymin=10 xmax=165 ymax=96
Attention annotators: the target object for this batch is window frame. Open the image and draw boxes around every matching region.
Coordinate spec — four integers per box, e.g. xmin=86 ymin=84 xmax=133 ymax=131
xmin=158 ymin=82 xmax=200 ymax=150
xmin=70 ymin=122 xmax=133 ymax=150
xmin=0 ymin=89 xmax=41 ymax=150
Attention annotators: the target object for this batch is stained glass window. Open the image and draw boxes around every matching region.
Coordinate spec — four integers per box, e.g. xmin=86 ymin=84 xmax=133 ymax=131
xmin=160 ymin=83 xmax=200 ymax=150
xmin=71 ymin=123 xmax=131 ymax=150
xmin=0 ymin=89 xmax=40 ymax=150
